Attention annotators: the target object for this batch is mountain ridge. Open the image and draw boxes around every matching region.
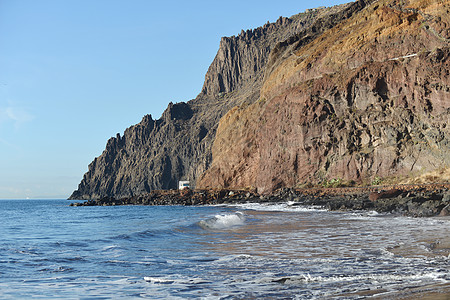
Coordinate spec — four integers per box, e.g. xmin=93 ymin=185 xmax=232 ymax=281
xmin=69 ymin=2 xmax=353 ymax=200
xmin=71 ymin=0 xmax=449 ymax=199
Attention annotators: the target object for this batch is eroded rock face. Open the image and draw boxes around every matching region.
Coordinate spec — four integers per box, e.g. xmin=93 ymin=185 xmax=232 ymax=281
xmin=72 ymin=0 xmax=449 ymax=199
xmin=197 ymin=0 xmax=450 ymax=194
xmin=69 ymin=4 xmax=350 ymax=200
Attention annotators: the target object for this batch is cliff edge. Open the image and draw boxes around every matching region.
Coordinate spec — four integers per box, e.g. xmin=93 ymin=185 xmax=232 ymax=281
xmin=70 ymin=3 xmax=351 ymax=199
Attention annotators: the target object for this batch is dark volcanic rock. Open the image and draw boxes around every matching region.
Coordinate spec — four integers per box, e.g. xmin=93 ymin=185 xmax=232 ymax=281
xmin=440 ymin=204 xmax=450 ymax=216
xmin=71 ymin=189 xmax=262 ymax=207
xmin=71 ymin=184 xmax=450 ymax=217
xmin=69 ymin=4 xmax=352 ymax=200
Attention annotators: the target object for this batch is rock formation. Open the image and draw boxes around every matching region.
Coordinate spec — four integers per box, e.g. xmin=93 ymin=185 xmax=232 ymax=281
xmin=197 ymin=0 xmax=450 ymax=193
xmin=72 ymin=0 xmax=449 ymax=200
xmin=70 ymin=3 xmax=351 ymax=199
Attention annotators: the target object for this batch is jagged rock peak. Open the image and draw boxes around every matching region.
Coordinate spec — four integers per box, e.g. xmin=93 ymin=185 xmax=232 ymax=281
xmin=141 ymin=114 xmax=153 ymax=124
xmin=200 ymin=3 xmax=351 ymax=98
xmin=161 ymin=102 xmax=193 ymax=122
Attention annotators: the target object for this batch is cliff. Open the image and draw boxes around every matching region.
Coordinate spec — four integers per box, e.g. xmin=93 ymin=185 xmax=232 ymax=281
xmin=70 ymin=3 xmax=351 ymax=199
xmin=72 ymin=0 xmax=450 ymax=200
xmin=197 ymin=0 xmax=450 ymax=193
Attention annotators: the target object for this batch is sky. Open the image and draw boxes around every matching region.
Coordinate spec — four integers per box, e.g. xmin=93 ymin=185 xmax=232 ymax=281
xmin=0 ymin=0 xmax=349 ymax=199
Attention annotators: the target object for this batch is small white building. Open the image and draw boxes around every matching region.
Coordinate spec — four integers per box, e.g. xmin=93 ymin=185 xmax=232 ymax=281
xmin=178 ymin=181 xmax=190 ymax=190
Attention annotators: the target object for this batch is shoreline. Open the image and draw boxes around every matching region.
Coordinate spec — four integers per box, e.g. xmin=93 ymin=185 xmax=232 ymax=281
xmin=71 ymin=183 xmax=450 ymax=217
xmin=339 ymin=282 xmax=450 ymax=299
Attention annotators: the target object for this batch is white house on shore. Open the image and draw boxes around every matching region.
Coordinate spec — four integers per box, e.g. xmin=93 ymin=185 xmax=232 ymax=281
xmin=178 ymin=181 xmax=190 ymax=190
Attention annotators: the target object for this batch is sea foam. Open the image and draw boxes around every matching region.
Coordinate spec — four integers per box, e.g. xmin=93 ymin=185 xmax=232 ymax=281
xmin=233 ymin=202 xmax=326 ymax=212
xmin=198 ymin=212 xmax=245 ymax=229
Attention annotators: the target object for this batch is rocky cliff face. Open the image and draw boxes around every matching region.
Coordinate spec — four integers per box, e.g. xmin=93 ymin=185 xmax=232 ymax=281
xmin=197 ymin=0 xmax=450 ymax=193
xmin=200 ymin=5 xmax=349 ymax=98
xmin=70 ymin=4 xmax=350 ymax=199
xmin=72 ymin=0 xmax=449 ymax=200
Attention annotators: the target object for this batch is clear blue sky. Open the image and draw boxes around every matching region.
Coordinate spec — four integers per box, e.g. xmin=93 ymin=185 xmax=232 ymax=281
xmin=0 ymin=0 xmax=349 ymax=199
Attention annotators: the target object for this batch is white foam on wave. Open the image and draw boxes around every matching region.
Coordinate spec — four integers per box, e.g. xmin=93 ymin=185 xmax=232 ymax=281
xmin=102 ymin=245 xmax=120 ymax=251
xmin=198 ymin=212 xmax=245 ymax=230
xmin=144 ymin=277 xmax=175 ymax=284
xmin=144 ymin=276 xmax=210 ymax=285
xmin=216 ymin=254 xmax=256 ymax=263
xmin=344 ymin=211 xmax=386 ymax=220
xmin=233 ymin=202 xmax=327 ymax=212
xmin=260 ymin=270 xmax=449 ymax=286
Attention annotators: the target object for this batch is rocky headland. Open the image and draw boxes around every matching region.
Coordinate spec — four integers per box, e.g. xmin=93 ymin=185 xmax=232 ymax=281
xmin=70 ymin=0 xmax=450 ymax=214
xmin=69 ymin=3 xmax=354 ymax=200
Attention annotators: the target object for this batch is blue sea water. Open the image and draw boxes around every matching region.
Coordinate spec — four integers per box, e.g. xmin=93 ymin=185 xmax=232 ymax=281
xmin=0 ymin=199 xmax=449 ymax=299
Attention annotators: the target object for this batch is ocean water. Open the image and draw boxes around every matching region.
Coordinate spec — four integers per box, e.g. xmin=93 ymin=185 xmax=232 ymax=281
xmin=0 ymin=199 xmax=449 ymax=299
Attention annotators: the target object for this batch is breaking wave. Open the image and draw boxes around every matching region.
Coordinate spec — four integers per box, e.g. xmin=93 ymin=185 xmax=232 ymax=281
xmin=198 ymin=212 xmax=246 ymax=229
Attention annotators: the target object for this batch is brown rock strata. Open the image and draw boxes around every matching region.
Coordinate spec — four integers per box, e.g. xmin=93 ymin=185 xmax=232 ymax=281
xmin=197 ymin=0 xmax=450 ymax=194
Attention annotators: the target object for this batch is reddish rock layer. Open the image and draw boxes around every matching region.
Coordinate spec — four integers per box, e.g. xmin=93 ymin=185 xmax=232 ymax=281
xmin=197 ymin=0 xmax=450 ymax=193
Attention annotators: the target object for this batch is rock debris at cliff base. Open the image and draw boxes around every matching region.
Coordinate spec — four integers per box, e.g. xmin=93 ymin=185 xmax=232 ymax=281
xmin=71 ymin=184 xmax=450 ymax=218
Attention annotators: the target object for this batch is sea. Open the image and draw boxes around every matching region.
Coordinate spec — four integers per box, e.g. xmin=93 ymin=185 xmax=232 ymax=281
xmin=0 ymin=199 xmax=449 ymax=299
